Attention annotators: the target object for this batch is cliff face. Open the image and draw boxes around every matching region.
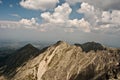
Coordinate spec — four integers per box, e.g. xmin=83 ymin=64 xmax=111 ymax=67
xmin=0 ymin=41 xmax=120 ymax=80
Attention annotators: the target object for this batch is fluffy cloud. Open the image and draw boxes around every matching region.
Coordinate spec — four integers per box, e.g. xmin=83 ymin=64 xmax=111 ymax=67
xmin=0 ymin=21 xmax=21 ymax=29
xmin=110 ymin=10 xmax=120 ymax=24
xmin=41 ymin=3 xmax=91 ymax=32
xmin=19 ymin=18 xmax=38 ymax=29
xmin=19 ymin=18 xmax=38 ymax=26
xmin=20 ymin=0 xmax=59 ymax=10
xmin=77 ymin=2 xmax=120 ymax=34
xmin=77 ymin=2 xmax=101 ymax=27
xmin=41 ymin=3 xmax=72 ymax=23
xmin=0 ymin=18 xmax=39 ymax=29
xmin=67 ymin=18 xmax=91 ymax=32
xmin=1 ymin=2 xmax=120 ymax=34
xmin=66 ymin=0 xmax=120 ymax=10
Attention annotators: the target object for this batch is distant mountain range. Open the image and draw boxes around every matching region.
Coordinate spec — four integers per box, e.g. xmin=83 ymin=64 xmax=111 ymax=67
xmin=0 ymin=41 xmax=120 ymax=80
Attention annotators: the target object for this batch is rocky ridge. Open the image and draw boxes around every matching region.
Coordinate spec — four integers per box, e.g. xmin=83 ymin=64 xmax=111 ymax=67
xmin=0 ymin=41 xmax=120 ymax=80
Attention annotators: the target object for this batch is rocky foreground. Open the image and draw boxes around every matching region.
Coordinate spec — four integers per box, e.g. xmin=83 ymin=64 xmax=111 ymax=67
xmin=0 ymin=41 xmax=120 ymax=80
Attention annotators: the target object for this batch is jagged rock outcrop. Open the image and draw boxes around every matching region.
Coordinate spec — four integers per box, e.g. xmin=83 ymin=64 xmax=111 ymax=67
xmin=0 ymin=41 xmax=120 ymax=80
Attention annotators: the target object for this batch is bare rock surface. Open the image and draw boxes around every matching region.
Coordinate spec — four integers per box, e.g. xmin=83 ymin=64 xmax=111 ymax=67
xmin=0 ymin=41 xmax=120 ymax=80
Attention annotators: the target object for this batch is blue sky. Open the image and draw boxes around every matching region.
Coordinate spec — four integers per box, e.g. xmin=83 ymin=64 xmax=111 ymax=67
xmin=0 ymin=0 xmax=42 ymax=21
xmin=0 ymin=0 xmax=82 ymax=21
xmin=0 ymin=0 xmax=120 ymax=47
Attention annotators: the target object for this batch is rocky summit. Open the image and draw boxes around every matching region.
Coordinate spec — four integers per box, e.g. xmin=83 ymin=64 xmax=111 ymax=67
xmin=0 ymin=41 xmax=120 ymax=80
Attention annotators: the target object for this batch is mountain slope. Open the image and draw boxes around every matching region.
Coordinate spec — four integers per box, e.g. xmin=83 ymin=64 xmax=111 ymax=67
xmin=0 ymin=44 xmax=39 ymax=79
xmin=0 ymin=41 xmax=120 ymax=80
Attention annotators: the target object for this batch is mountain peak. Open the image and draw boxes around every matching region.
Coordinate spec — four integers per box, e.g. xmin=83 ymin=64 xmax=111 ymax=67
xmin=19 ymin=43 xmax=34 ymax=50
xmin=16 ymin=43 xmax=39 ymax=53
xmin=56 ymin=40 xmax=67 ymax=44
xmin=75 ymin=41 xmax=105 ymax=52
xmin=25 ymin=43 xmax=33 ymax=47
xmin=54 ymin=41 xmax=69 ymax=47
xmin=2 ymin=43 xmax=39 ymax=76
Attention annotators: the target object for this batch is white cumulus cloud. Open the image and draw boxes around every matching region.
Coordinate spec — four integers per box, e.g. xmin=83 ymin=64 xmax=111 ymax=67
xmin=40 ymin=3 xmax=91 ymax=32
xmin=20 ymin=0 xmax=59 ymax=11
xmin=0 ymin=21 xmax=21 ymax=29
xmin=19 ymin=18 xmax=38 ymax=29
xmin=77 ymin=2 xmax=120 ymax=34
xmin=77 ymin=2 xmax=101 ymax=27
xmin=66 ymin=0 xmax=120 ymax=10
xmin=41 ymin=3 xmax=72 ymax=23
xmin=0 ymin=18 xmax=39 ymax=29
xmin=67 ymin=18 xmax=91 ymax=32
xmin=19 ymin=18 xmax=38 ymax=26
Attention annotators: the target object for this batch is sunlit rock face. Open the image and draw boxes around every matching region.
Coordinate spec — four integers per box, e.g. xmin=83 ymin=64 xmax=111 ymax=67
xmin=0 ymin=41 xmax=120 ymax=80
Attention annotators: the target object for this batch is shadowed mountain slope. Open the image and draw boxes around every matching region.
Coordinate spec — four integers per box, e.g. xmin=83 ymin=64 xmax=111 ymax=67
xmin=0 ymin=44 xmax=39 ymax=78
xmin=75 ymin=42 xmax=106 ymax=52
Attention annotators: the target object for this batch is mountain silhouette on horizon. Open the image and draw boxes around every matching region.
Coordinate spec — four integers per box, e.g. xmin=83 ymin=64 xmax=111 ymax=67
xmin=75 ymin=41 xmax=106 ymax=52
